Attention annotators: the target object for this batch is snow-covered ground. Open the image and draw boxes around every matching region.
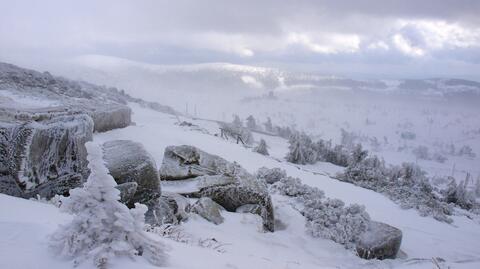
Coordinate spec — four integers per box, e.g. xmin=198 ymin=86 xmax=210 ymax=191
xmin=2 ymin=102 xmax=480 ymax=269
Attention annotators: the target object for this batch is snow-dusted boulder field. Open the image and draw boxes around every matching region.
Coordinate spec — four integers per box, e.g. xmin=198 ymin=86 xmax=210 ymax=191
xmin=159 ymin=145 xmax=275 ymax=232
xmin=0 ymin=62 xmax=174 ymax=200
xmin=1 ymin=62 xmax=480 ymax=269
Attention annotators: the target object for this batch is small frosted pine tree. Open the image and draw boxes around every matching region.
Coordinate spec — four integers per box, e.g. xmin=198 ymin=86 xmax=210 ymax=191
xmin=253 ymin=139 xmax=269 ymax=156
xmin=50 ymin=142 xmax=167 ymax=268
xmin=264 ymin=117 xmax=273 ymax=133
xmin=232 ymin=114 xmax=243 ymax=128
xmin=246 ymin=115 xmax=257 ymax=130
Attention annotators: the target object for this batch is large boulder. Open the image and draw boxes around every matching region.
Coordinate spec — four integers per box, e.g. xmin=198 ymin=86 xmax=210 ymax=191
xmin=191 ymin=197 xmax=225 ymax=225
xmin=88 ymin=104 xmax=132 ymax=133
xmin=102 ymin=140 xmax=161 ymax=206
xmin=0 ymin=113 xmax=93 ymax=198
xmin=356 ymin=221 xmax=402 ymax=260
xmin=159 ymin=145 xmax=275 ymax=232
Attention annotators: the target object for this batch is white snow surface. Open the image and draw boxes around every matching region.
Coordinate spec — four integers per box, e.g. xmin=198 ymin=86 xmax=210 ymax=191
xmin=1 ymin=103 xmax=480 ymax=269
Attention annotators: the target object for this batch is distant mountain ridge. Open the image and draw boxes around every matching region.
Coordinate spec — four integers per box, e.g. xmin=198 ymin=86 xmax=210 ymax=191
xmin=66 ymin=54 xmax=480 ymax=99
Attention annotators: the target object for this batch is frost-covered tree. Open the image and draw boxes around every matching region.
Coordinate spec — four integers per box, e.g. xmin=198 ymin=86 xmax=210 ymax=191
xmin=340 ymin=128 xmax=357 ymax=149
xmin=314 ymin=139 xmax=350 ymax=167
xmin=264 ymin=117 xmax=273 ymax=133
xmin=475 ymin=177 xmax=480 ymax=197
xmin=232 ymin=114 xmax=243 ymax=128
xmin=349 ymin=144 xmax=368 ymax=166
xmin=286 ymin=132 xmax=317 ymax=164
xmin=50 ymin=142 xmax=167 ymax=268
xmin=253 ymin=139 xmax=269 ymax=156
xmin=276 ymin=125 xmax=293 ymax=139
xmin=246 ymin=115 xmax=257 ymax=130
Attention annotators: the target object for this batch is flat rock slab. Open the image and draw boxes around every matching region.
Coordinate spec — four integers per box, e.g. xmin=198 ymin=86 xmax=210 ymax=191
xmin=191 ymin=197 xmax=225 ymax=225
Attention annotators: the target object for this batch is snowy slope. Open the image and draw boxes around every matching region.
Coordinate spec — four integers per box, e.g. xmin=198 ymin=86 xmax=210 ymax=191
xmin=1 ymin=102 xmax=480 ymax=269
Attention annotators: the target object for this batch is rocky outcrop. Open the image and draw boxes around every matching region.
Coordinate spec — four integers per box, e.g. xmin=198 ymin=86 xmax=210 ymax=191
xmin=102 ymin=140 xmax=161 ymax=206
xmin=191 ymin=197 xmax=225 ymax=225
xmin=88 ymin=104 xmax=132 ymax=133
xmin=158 ymin=145 xmax=275 ymax=232
xmin=356 ymin=221 xmax=402 ymax=260
xmin=0 ymin=113 xmax=93 ymax=198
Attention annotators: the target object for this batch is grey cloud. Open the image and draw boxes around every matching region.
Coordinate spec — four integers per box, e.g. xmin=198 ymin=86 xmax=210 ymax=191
xmin=0 ymin=0 xmax=479 ymax=79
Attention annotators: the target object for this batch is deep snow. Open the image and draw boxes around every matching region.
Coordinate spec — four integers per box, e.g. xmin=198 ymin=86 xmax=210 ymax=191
xmin=2 ymin=102 xmax=479 ymax=269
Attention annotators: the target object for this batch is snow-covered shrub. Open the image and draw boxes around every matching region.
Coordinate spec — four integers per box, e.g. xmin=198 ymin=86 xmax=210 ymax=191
xmin=304 ymin=199 xmax=370 ymax=248
xmin=50 ymin=142 xmax=167 ymax=268
xmin=253 ymin=139 xmax=269 ymax=156
xmin=339 ymin=160 xmax=454 ymax=223
xmin=273 ymin=177 xmax=370 ymax=248
xmin=443 ymin=175 xmax=477 ymax=211
xmin=255 ymin=167 xmax=287 ymax=184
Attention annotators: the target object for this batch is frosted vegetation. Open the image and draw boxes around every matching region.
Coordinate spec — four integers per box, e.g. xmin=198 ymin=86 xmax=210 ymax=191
xmin=271 ymin=174 xmax=371 ymax=249
xmin=285 ymin=130 xmax=480 ymax=223
xmin=49 ymin=142 xmax=167 ymax=268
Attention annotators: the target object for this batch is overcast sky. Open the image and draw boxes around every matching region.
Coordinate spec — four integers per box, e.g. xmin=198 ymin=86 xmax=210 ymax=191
xmin=1 ymin=0 xmax=480 ymax=79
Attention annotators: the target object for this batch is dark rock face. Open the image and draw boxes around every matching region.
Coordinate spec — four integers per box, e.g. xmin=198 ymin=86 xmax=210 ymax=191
xmin=356 ymin=221 xmax=402 ymax=260
xmin=102 ymin=140 xmax=161 ymax=206
xmin=191 ymin=197 xmax=225 ymax=225
xmin=159 ymin=145 xmax=275 ymax=232
xmin=0 ymin=114 xmax=93 ymax=198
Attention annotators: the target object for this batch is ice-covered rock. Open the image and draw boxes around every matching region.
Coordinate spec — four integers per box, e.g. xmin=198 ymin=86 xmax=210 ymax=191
xmin=356 ymin=221 xmax=402 ymax=260
xmin=102 ymin=140 xmax=161 ymax=206
xmin=191 ymin=197 xmax=225 ymax=225
xmin=159 ymin=191 xmax=191 ymax=224
xmin=0 ymin=62 xmax=133 ymax=133
xmin=159 ymin=145 xmax=275 ymax=232
xmin=88 ymin=104 xmax=132 ymax=132
xmin=0 ymin=113 xmax=93 ymax=198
